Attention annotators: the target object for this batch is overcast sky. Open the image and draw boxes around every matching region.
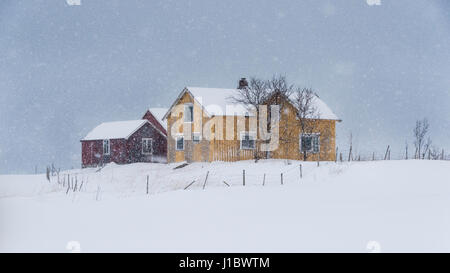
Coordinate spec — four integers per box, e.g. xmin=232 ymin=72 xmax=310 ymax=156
xmin=0 ymin=0 xmax=449 ymax=174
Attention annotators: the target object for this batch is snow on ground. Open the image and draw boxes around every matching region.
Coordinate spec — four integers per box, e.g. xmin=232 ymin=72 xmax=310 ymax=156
xmin=0 ymin=160 xmax=449 ymax=252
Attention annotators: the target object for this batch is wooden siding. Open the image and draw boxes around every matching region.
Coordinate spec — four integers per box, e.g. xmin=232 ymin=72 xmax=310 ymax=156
xmin=167 ymin=91 xmax=212 ymax=163
xmin=142 ymin=110 xmax=167 ymax=136
xmin=211 ymin=140 xmax=255 ymax=161
xmin=81 ymin=122 xmax=167 ymax=168
xmin=166 ymin=90 xmax=337 ymax=163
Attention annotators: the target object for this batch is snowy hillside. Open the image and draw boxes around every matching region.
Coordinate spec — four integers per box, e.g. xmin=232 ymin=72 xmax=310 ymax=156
xmin=1 ymin=160 xmax=450 ymax=252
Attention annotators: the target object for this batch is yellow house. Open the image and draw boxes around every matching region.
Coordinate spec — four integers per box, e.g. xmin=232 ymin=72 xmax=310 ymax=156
xmin=162 ymin=85 xmax=340 ymax=163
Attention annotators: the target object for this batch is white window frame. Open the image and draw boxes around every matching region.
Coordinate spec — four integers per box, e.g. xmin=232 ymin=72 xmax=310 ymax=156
xmin=103 ymin=139 xmax=110 ymax=155
xmin=240 ymin=131 xmax=256 ymax=150
xmin=175 ymin=135 xmax=185 ymax=151
xmin=192 ymin=132 xmax=201 ymax=144
xmin=184 ymin=103 xmax=194 ymax=123
xmin=299 ymin=133 xmax=320 ymax=154
xmin=142 ymin=138 xmax=153 ymax=155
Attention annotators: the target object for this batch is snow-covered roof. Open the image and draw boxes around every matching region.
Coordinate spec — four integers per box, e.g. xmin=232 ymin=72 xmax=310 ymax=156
xmin=287 ymin=93 xmax=340 ymax=121
xmin=162 ymin=87 xmax=253 ymax=119
xmin=163 ymin=86 xmax=339 ymax=120
xmin=82 ymin=120 xmax=149 ymax=141
xmin=148 ymin=107 xmax=168 ymax=130
xmin=187 ymin=87 xmax=252 ymax=116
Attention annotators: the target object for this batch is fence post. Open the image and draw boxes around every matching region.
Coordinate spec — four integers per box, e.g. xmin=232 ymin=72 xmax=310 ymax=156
xmin=46 ymin=167 xmax=50 ymax=182
xmin=299 ymin=164 xmax=302 ymax=180
xmin=348 ymin=146 xmax=352 ymax=162
xmin=184 ymin=180 xmax=196 ymax=190
xmin=146 ymin=175 xmax=149 ymax=195
xmin=384 ymin=145 xmax=390 ymax=160
xmin=73 ymin=176 xmax=78 ymax=192
xmin=96 ymin=186 xmax=101 ymax=201
xmin=203 ymin=171 xmax=209 ymax=190
xmin=281 ymin=173 xmax=283 ymax=185
xmin=262 ymin=173 xmax=266 ymax=186
xmin=243 ymin=170 xmax=245 ymax=186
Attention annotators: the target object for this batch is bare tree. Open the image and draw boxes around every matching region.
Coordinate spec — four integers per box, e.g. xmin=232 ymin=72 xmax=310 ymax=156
xmin=405 ymin=140 xmax=408 ymax=160
xmin=266 ymin=75 xmax=294 ymax=99
xmin=294 ymin=88 xmax=319 ymax=124
xmin=231 ymin=77 xmax=270 ymax=160
xmin=429 ymin=146 xmax=442 ymax=160
xmin=422 ymin=137 xmax=432 ymax=159
xmin=232 ymin=75 xmax=295 ymax=160
xmin=231 ymin=77 xmax=269 ymax=110
xmin=265 ymin=76 xmax=296 ymax=162
xmin=292 ymin=88 xmax=321 ymax=161
xmin=264 ymin=75 xmax=295 ymax=115
xmin=348 ymin=132 xmax=353 ymax=162
xmin=413 ymin=118 xmax=429 ymax=159
xmin=231 ymin=75 xmax=325 ymax=162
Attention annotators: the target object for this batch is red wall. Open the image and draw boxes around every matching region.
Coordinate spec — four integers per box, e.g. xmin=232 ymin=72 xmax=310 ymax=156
xmin=142 ymin=110 xmax=167 ymax=136
xmin=126 ymin=122 xmax=167 ymax=163
xmin=81 ymin=122 xmax=167 ymax=168
xmin=81 ymin=140 xmax=102 ymax=167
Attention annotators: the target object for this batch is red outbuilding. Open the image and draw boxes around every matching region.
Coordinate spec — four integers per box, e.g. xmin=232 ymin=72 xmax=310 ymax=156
xmin=81 ymin=110 xmax=167 ymax=168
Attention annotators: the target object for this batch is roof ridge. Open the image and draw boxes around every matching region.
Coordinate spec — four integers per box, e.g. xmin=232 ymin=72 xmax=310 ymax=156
xmin=81 ymin=119 xmax=150 ymax=141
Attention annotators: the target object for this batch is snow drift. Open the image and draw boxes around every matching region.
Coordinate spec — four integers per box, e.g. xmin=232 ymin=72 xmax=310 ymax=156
xmin=0 ymin=160 xmax=449 ymax=252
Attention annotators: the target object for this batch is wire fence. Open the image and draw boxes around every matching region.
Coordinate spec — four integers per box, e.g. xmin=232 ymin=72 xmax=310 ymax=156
xmin=335 ymin=146 xmax=449 ymax=162
xmin=42 ymin=148 xmax=450 ymax=200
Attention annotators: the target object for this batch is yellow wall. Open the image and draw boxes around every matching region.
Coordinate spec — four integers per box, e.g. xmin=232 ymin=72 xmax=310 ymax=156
xmin=167 ymin=91 xmax=212 ymax=163
xmin=267 ymin=99 xmax=337 ymax=161
xmin=166 ymin=90 xmax=337 ymax=163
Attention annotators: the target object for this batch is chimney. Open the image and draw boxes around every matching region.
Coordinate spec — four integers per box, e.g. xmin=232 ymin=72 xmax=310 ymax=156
xmin=237 ymin=78 xmax=248 ymax=89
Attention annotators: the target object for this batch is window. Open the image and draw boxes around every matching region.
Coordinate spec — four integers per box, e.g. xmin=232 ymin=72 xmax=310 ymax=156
xmin=240 ymin=132 xmax=256 ymax=150
xmin=142 ymin=138 xmax=153 ymax=155
xmin=103 ymin=139 xmax=110 ymax=155
xmin=176 ymin=136 xmax=184 ymax=150
xmin=184 ymin=104 xmax=193 ymax=123
xmin=192 ymin=133 xmax=201 ymax=144
xmin=300 ymin=134 xmax=320 ymax=153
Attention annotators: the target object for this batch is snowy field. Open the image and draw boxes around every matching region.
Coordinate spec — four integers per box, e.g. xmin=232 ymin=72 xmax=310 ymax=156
xmin=1 ymin=159 xmax=449 ymax=252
